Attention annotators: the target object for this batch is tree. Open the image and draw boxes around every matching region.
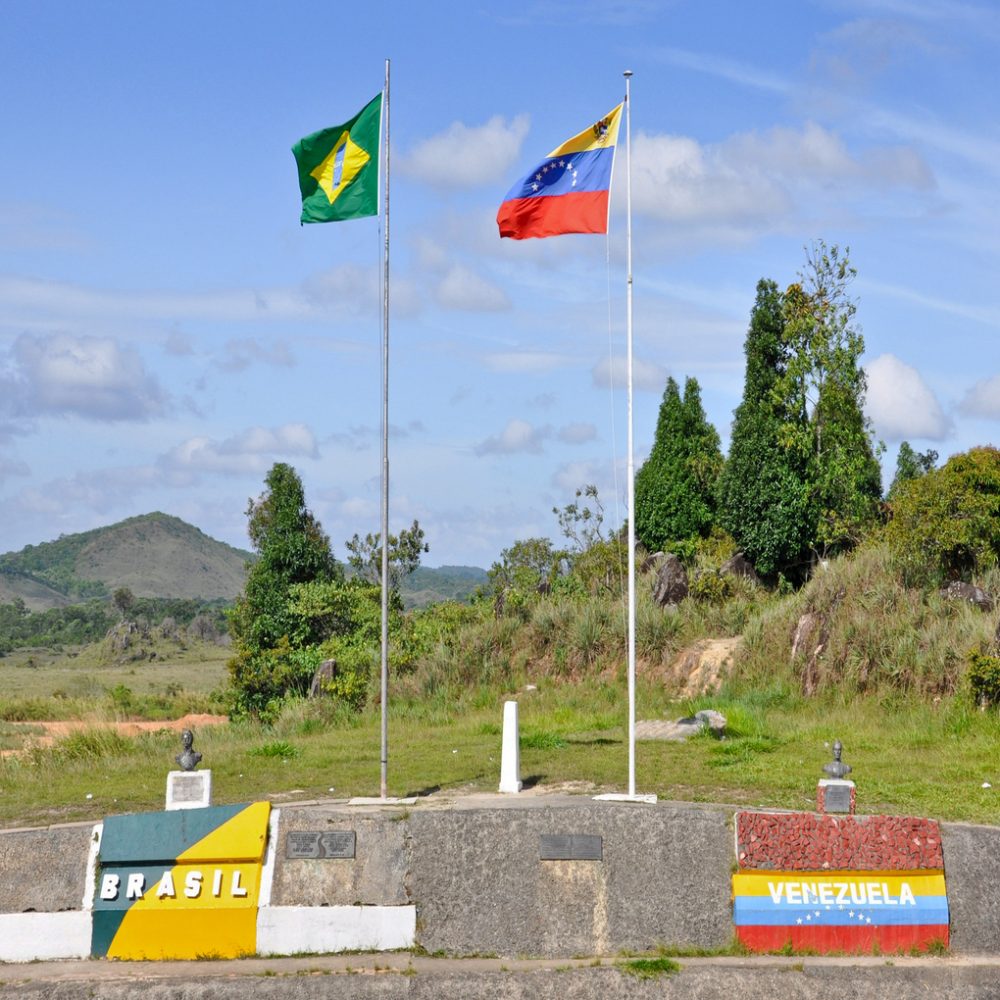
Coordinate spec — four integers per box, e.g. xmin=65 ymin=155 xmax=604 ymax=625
xmin=887 ymin=441 xmax=938 ymax=501
xmin=553 ymin=484 xmax=605 ymax=552
xmin=886 ymin=446 xmax=1000 ymax=585
xmin=228 ymin=463 xmax=340 ymax=717
xmin=717 ymin=279 xmax=814 ymax=577
xmin=345 ymin=519 xmax=428 ymax=591
xmin=634 ymin=375 xmax=722 ymax=554
xmin=775 ymin=243 xmax=882 ymax=555
xmin=112 ymin=587 xmax=135 ymax=619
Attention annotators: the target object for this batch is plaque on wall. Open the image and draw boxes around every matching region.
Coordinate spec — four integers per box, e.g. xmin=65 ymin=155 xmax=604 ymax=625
xmin=539 ymin=834 xmax=603 ymax=861
xmin=285 ymin=830 xmax=356 ymax=859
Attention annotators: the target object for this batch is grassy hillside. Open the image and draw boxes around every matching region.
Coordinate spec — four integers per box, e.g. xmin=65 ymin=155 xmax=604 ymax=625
xmin=0 ymin=513 xmax=251 ymax=606
xmin=401 ymin=565 xmax=488 ymax=609
xmin=3 ymin=539 xmax=1000 ymax=827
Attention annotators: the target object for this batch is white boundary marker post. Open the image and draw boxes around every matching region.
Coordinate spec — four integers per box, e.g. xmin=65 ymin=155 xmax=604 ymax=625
xmin=499 ymin=700 xmax=522 ymax=794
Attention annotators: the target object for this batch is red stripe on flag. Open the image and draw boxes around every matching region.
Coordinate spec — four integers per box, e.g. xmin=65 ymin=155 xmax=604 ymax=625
xmin=737 ymin=924 xmax=949 ymax=954
xmin=496 ymin=191 xmax=609 ymax=240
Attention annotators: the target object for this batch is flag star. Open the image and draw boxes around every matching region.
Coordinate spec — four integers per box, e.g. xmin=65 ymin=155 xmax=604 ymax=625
xmin=805 ymin=914 xmax=811 ymax=921
xmin=857 ymin=913 xmax=866 ymax=921
xmin=796 ymin=918 xmax=803 ymax=924
xmin=849 ymin=911 xmax=855 ymax=917
xmin=866 ymin=917 xmax=872 ymax=924
xmin=815 ymin=911 xmax=821 ymax=917
xmin=531 ymin=183 xmax=539 ymax=191
xmin=535 ymin=173 xmax=542 ymax=181
xmin=559 ymin=159 xmax=565 ymax=166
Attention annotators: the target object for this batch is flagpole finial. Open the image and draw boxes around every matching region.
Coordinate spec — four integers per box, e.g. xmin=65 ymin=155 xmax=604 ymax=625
xmin=623 ymin=69 xmax=633 ymax=78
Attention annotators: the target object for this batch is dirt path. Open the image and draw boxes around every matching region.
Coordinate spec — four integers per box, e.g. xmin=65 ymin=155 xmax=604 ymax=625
xmin=1 ymin=713 xmax=228 ymax=756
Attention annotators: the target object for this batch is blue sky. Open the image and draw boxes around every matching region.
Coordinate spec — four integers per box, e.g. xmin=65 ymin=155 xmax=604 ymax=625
xmin=1 ymin=0 xmax=998 ymax=569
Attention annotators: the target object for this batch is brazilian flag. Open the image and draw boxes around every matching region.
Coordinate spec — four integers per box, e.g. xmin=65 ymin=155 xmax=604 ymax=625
xmin=292 ymin=93 xmax=382 ymax=224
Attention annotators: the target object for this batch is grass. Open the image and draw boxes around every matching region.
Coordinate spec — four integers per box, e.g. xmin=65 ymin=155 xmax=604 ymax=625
xmin=2 ymin=672 xmax=999 ymax=829
xmin=616 ymin=956 xmax=680 ymax=979
xmin=3 ymin=541 xmax=1000 ymax=829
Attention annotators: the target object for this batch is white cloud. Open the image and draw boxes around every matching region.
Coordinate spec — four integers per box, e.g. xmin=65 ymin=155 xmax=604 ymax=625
xmin=2 ymin=332 xmax=166 ymax=422
xmin=475 ymin=419 xmax=550 ymax=456
xmin=401 ymin=115 xmax=530 ymax=187
xmin=649 ymin=45 xmax=790 ymax=94
xmin=160 ymin=423 xmax=319 ymax=478
xmin=865 ymin=353 xmax=951 ymax=440
xmin=484 ymin=351 xmax=566 ymax=374
xmin=0 ymin=455 xmax=29 ymax=484
xmin=592 ymin=356 xmax=668 ymax=392
xmin=435 ymin=264 xmax=511 ymax=312
xmin=629 ymin=122 xmax=932 ymax=228
xmin=215 ymin=338 xmax=295 ymax=373
xmin=959 ymin=374 xmax=1000 ymax=419
xmin=558 ymin=422 xmax=597 ymax=444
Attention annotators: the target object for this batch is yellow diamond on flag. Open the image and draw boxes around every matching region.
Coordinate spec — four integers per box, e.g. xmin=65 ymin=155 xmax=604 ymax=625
xmin=311 ymin=130 xmax=371 ymax=205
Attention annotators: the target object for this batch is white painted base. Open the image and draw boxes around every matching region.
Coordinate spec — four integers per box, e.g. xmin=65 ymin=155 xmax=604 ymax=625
xmin=498 ymin=700 xmax=522 ymax=794
xmin=0 ymin=911 xmax=91 ymax=962
xmin=593 ymin=792 xmax=658 ymax=803
xmin=256 ymin=905 xmax=416 ymax=955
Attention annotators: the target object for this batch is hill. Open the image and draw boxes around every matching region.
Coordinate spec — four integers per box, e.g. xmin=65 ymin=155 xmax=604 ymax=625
xmin=0 ymin=513 xmax=251 ymax=607
xmin=401 ymin=565 xmax=488 ymax=609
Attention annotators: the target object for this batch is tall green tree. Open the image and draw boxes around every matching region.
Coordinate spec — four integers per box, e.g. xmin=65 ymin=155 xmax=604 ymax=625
xmin=887 ymin=441 xmax=938 ymax=501
xmin=717 ymin=279 xmax=813 ymax=577
xmin=634 ymin=375 xmax=722 ymax=553
xmin=775 ymin=243 xmax=883 ymax=557
xmin=228 ymin=463 xmax=341 ymax=717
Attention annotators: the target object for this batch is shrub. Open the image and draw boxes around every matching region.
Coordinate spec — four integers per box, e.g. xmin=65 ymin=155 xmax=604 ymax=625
xmin=968 ymin=652 xmax=1000 ymax=708
xmin=886 ymin=447 xmax=1000 ymax=586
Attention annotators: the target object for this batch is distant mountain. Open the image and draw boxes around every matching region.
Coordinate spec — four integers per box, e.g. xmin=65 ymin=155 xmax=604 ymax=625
xmin=401 ymin=565 xmax=488 ymax=609
xmin=0 ymin=513 xmax=252 ymax=609
xmin=0 ymin=514 xmax=486 ymax=613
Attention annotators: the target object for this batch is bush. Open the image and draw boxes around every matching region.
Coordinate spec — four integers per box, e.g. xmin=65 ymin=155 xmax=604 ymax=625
xmin=886 ymin=447 xmax=1000 ymax=586
xmin=968 ymin=652 xmax=1000 ymax=708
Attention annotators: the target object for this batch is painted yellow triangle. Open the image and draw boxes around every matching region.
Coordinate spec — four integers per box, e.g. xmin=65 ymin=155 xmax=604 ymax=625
xmin=311 ymin=130 xmax=371 ymax=205
xmin=176 ymin=801 xmax=271 ymax=863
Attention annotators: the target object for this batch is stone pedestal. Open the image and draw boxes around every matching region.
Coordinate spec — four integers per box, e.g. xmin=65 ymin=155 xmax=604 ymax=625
xmin=165 ymin=769 xmax=212 ymax=810
xmin=817 ymin=778 xmax=855 ymax=814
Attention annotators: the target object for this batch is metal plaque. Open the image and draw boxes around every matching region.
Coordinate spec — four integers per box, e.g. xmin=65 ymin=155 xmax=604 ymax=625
xmin=539 ymin=834 xmax=603 ymax=861
xmin=286 ymin=830 xmax=356 ymax=860
xmin=823 ymin=783 xmax=853 ymax=814
xmin=170 ymin=774 xmax=206 ymax=803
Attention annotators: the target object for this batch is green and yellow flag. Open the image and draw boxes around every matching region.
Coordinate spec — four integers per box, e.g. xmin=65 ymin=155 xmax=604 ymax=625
xmin=292 ymin=93 xmax=382 ymax=224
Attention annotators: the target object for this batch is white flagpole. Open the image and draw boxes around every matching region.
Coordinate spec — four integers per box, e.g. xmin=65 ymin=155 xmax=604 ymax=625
xmin=624 ymin=69 xmax=636 ymax=799
xmin=595 ymin=71 xmax=653 ymax=804
xmin=379 ymin=57 xmax=391 ymax=800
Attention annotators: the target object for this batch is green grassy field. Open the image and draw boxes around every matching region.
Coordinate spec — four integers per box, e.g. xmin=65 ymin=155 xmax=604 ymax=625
xmin=1 ymin=668 xmax=998 ymax=830
xmin=0 ymin=643 xmax=230 ymax=701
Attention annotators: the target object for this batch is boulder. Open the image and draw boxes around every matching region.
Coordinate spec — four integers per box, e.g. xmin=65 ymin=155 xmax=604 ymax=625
xmin=309 ymin=658 xmax=337 ymax=698
xmin=652 ymin=553 xmax=688 ymax=607
xmin=640 ymin=551 xmax=665 ymax=574
xmin=940 ymin=581 xmax=994 ymax=612
xmin=720 ymin=551 xmax=761 ymax=585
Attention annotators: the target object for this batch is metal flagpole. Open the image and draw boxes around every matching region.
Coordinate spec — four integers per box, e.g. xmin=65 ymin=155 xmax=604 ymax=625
xmin=623 ymin=69 xmax=636 ymax=799
xmin=593 ymin=72 xmax=654 ymax=806
xmin=379 ymin=57 xmax=391 ymax=800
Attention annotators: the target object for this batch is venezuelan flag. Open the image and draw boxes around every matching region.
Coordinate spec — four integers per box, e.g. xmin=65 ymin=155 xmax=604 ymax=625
xmin=497 ymin=104 xmax=622 ymax=240
xmin=732 ymin=871 xmax=949 ymax=954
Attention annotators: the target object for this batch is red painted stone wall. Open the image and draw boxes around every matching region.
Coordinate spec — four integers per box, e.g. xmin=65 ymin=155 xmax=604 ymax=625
xmin=736 ymin=812 xmax=944 ymax=872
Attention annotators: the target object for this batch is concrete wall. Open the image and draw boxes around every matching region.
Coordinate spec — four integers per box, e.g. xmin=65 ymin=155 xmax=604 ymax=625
xmin=1 ymin=797 xmax=999 ymax=961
